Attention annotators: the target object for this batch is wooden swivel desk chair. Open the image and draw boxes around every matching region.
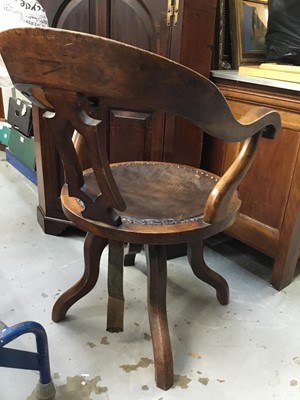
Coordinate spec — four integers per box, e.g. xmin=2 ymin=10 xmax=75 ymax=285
xmin=0 ymin=27 xmax=280 ymax=390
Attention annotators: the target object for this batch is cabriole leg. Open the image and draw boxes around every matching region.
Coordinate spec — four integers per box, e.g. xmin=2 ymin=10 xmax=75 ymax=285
xmin=187 ymin=240 xmax=229 ymax=305
xmin=52 ymin=233 xmax=108 ymax=321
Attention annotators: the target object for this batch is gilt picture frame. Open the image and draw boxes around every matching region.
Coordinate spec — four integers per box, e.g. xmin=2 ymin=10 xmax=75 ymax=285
xmin=229 ymin=0 xmax=268 ymax=68
xmin=212 ymin=0 xmax=232 ymax=70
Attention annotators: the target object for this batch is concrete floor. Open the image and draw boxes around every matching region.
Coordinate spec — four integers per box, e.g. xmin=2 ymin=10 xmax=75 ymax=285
xmin=1 ymin=151 xmax=300 ymax=400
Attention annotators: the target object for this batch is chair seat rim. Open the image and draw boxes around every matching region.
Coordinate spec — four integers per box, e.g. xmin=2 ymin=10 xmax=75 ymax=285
xmin=61 ymin=187 xmax=240 ymax=245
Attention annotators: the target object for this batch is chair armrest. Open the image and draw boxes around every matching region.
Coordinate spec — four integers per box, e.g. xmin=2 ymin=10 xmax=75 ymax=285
xmin=203 ymin=132 xmax=261 ymax=224
xmin=203 ymin=105 xmax=281 ymax=224
xmin=236 ymin=106 xmax=280 ymax=140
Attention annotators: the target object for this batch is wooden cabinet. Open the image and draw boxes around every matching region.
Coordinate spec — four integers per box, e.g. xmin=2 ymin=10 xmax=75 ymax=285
xmin=203 ymin=75 xmax=300 ymax=290
xmin=34 ymin=0 xmax=217 ymax=234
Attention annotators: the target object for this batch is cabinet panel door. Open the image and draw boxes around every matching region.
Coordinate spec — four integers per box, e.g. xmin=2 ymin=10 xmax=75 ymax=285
xmin=95 ymin=99 xmax=165 ymax=163
xmin=39 ymin=0 xmax=214 ymax=165
xmin=99 ymin=0 xmax=207 ymax=165
xmin=109 ymin=0 xmax=171 ymax=55
xmin=238 ymin=129 xmax=300 ymax=230
xmin=164 ymin=0 xmax=218 ymax=167
xmin=42 ymin=2 xmax=164 ymax=42
xmin=40 ymin=0 xmax=165 ymax=162
xmin=109 ymin=109 xmax=153 ymax=162
xmin=39 ymin=0 xmax=91 ymax=32
xmin=93 ymin=0 xmax=174 ymax=162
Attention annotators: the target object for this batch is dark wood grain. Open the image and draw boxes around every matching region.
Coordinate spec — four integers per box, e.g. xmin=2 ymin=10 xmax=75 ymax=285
xmin=107 ymin=240 xmax=125 ymax=332
xmin=145 ymin=244 xmax=173 ymax=390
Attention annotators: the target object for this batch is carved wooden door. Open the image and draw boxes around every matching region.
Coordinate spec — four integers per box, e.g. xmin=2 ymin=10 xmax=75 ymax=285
xmin=40 ymin=0 xmax=176 ymax=162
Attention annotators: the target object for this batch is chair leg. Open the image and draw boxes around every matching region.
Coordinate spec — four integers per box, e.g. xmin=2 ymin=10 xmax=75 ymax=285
xmin=124 ymin=243 xmax=143 ymax=266
xmin=145 ymin=244 xmax=173 ymax=390
xmin=52 ymin=233 xmax=108 ymax=322
xmin=107 ymin=240 xmax=125 ymax=332
xmin=187 ymin=240 xmax=229 ymax=305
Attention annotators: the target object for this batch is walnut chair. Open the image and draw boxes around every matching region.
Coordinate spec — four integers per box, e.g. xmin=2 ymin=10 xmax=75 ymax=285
xmin=0 ymin=27 xmax=280 ymax=390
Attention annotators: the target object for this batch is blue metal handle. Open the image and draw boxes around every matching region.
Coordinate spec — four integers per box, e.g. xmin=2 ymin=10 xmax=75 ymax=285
xmin=0 ymin=321 xmax=52 ymax=384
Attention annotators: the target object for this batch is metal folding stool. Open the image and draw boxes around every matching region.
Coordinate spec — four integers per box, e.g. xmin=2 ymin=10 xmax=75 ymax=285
xmin=0 ymin=320 xmax=56 ymax=399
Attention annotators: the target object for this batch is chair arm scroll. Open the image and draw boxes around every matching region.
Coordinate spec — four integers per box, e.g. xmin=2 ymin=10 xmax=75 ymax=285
xmin=237 ymin=106 xmax=281 ymax=140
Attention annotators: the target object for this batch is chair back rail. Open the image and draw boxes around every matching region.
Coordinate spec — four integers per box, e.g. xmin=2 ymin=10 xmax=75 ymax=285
xmin=0 ymin=28 xmax=280 ymax=140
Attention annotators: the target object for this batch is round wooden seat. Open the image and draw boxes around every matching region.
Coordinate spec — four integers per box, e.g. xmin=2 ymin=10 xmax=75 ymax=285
xmin=61 ymin=161 xmax=241 ymax=245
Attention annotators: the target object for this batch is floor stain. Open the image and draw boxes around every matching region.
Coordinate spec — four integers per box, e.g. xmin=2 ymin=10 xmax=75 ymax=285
xmin=144 ymin=333 xmax=151 ymax=341
xmin=41 ymin=292 xmax=49 ymax=298
xmin=53 ymin=372 xmax=60 ymax=379
xmin=173 ymin=375 xmax=191 ymax=389
xmin=217 ymin=379 xmax=225 ymax=383
xmin=27 ymin=375 xmax=108 ymax=400
xmin=87 ymin=341 xmax=97 ymax=348
xmin=198 ymin=377 xmax=209 ymax=385
xmin=142 ymin=385 xmax=149 ymax=390
xmin=189 ymin=352 xmax=201 ymax=359
xmin=293 ymin=357 xmax=300 ymax=365
xmin=290 ymin=379 xmax=298 ymax=386
xmin=100 ymin=336 xmax=110 ymax=345
xmin=120 ymin=357 xmax=153 ymax=373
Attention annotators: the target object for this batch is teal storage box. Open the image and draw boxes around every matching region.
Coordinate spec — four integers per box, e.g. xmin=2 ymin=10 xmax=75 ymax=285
xmin=0 ymin=124 xmax=11 ymax=146
xmin=8 ymin=127 xmax=35 ymax=170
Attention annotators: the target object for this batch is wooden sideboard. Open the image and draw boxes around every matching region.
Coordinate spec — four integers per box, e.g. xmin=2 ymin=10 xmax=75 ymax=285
xmin=203 ymin=72 xmax=300 ymax=290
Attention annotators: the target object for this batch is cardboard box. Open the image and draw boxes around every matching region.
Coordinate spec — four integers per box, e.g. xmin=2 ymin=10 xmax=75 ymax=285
xmin=8 ymin=127 xmax=35 ymax=170
xmin=7 ymin=97 xmax=33 ymax=137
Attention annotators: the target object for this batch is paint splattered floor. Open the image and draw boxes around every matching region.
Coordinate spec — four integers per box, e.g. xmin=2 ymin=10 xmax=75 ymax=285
xmin=1 ymin=153 xmax=300 ymax=400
